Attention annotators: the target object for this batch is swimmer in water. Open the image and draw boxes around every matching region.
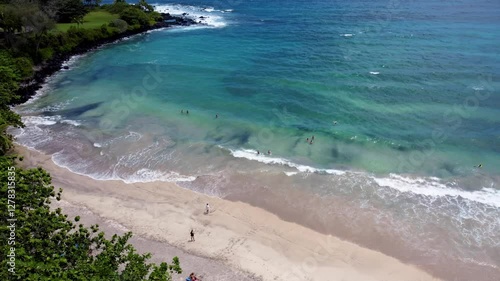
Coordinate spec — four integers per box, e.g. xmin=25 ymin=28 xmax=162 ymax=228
xmin=267 ymin=150 xmax=271 ymax=155
xmin=311 ymin=135 xmax=315 ymax=141
xmin=257 ymin=150 xmax=260 ymax=155
xmin=310 ymin=140 xmax=313 ymax=144
xmin=181 ymin=109 xmax=184 ymax=114
xmin=216 ymin=114 xmax=218 ymax=119
xmin=333 ymin=121 xmax=337 ymax=125
xmin=186 ymin=110 xmax=189 ymax=115
xmin=475 ymin=164 xmax=483 ymax=168
xmin=306 ymin=138 xmax=309 ymax=142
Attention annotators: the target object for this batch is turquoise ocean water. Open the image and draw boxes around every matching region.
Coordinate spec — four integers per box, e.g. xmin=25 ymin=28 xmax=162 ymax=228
xmin=12 ymin=0 xmax=500 ymax=280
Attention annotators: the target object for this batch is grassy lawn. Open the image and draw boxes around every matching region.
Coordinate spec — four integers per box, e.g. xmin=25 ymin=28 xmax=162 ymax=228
xmin=56 ymin=11 xmax=119 ymax=32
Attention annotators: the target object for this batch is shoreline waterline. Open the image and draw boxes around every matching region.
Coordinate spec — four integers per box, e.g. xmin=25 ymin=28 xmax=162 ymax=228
xmin=14 ymin=145 xmax=442 ymax=281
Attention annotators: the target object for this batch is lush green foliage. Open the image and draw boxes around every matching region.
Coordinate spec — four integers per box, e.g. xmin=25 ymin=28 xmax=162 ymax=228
xmin=0 ymin=1 xmax=181 ymax=279
xmin=54 ymin=0 xmax=87 ymax=23
xmin=0 ymin=51 xmax=25 ymax=154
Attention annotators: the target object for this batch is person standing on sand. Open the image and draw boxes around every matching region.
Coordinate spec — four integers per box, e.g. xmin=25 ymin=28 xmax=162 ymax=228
xmin=190 ymin=229 xmax=195 ymax=241
xmin=205 ymin=203 xmax=210 ymax=214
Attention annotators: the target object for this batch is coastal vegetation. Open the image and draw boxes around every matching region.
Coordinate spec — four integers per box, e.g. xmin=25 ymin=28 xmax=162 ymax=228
xmin=0 ymin=0 xmax=182 ymax=279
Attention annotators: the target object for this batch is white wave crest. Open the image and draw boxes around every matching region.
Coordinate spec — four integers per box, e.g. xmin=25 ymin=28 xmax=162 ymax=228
xmin=227 ymin=147 xmax=345 ymax=175
xmin=22 ymin=115 xmax=61 ymax=126
xmin=124 ymin=168 xmax=196 ymax=184
xmin=373 ymin=174 xmax=500 ymax=208
xmin=155 ymin=4 xmax=228 ymax=28
xmin=60 ymin=119 xmax=82 ymax=126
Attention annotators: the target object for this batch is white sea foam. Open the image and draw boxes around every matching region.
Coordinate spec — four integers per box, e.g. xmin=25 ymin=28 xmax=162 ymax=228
xmin=155 ymin=4 xmax=228 ymax=28
xmin=124 ymin=168 xmax=196 ymax=184
xmin=373 ymin=174 xmax=500 ymax=208
xmin=341 ymin=33 xmax=354 ymax=37
xmin=227 ymin=147 xmax=500 ymax=209
xmin=227 ymin=148 xmax=346 ymax=175
xmin=369 ymin=71 xmax=380 ymax=75
xmin=61 ymin=54 xmax=85 ymax=69
xmin=22 ymin=115 xmax=61 ymax=126
xmin=51 ymin=151 xmax=196 ymax=184
xmin=60 ymin=119 xmax=82 ymax=126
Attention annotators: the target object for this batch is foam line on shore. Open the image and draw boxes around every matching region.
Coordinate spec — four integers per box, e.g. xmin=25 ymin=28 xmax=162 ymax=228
xmin=372 ymin=174 xmax=500 ymax=208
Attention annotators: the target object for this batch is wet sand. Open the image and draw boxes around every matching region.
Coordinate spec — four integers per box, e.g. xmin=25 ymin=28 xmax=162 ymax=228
xmin=16 ymin=145 xmax=441 ymax=281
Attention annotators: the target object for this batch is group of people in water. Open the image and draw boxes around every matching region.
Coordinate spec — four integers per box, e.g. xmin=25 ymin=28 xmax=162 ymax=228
xmin=255 ymin=136 xmax=316 ymax=156
xmin=182 ymin=110 xmax=222 ymax=120
xmin=256 ymin=150 xmax=271 ymax=156
xmin=306 ymin=135 xmax=315 ymax=144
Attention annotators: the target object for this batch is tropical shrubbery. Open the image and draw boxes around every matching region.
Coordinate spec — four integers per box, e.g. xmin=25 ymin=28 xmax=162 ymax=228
xmin=0 ymin=1 xmax=181 ymax=279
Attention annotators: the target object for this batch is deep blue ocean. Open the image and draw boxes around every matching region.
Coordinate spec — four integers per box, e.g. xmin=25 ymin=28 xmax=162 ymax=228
xmin=12 ymin=0 xmax=500 ymax=279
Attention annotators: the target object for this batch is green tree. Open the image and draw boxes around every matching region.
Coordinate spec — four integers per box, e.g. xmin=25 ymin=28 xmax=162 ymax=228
xmin=0 ymin=51 xmax=24 ymax=154
xmin=119 ymin=7 xmax=150 ymax=27
xmin=54 ymin=0 xmax=87 ymax=23
xmin=0 ymin=158 xmax=182 ymax=280
xmin=0 ymin=4 xmax=24 ymax=46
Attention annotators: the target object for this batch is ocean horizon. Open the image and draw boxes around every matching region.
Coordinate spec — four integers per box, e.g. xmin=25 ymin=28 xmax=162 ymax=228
xmin=11 ymin=0 xmax=500 ymax=280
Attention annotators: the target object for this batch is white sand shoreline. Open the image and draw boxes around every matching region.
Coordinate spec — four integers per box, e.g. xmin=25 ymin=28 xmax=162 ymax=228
xmin=16 ymin=145 xmax=441 ymax=281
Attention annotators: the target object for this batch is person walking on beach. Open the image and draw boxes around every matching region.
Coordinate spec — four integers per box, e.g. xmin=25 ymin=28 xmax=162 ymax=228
xmin=205 ymin=203 xmax=210 ymax=214
xmin=190 ymin=229 xmax=195 ymax=241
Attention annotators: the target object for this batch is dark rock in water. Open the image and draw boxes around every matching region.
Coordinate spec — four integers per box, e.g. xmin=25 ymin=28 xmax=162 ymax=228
xmin=63 ymin=66 xmax=69 ymax=70
xmin=199 ymin=16 xmax=205 ymax=19
xmin=182 ymin=13 xmax=188 ymax=16
xmin=199 ymin=21 xmax=202 ymax=23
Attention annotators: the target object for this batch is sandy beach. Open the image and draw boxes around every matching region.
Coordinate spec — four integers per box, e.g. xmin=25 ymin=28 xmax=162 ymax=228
xmin=16 ymin=145 xmax=441 ymax=281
